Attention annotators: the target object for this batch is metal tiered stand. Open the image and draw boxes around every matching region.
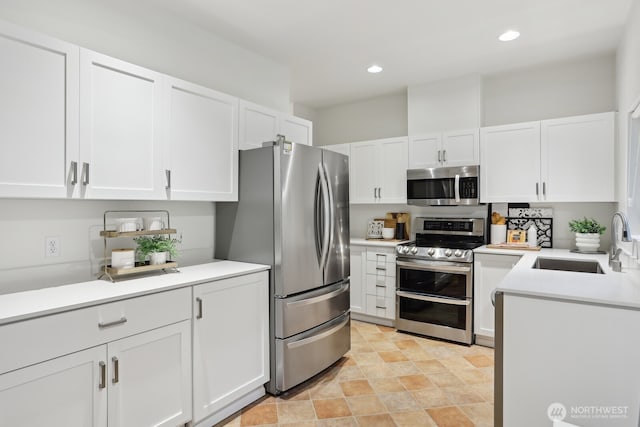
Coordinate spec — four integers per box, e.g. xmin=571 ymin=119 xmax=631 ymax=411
xmin=99 ymin=210 xmax=179 ymax=282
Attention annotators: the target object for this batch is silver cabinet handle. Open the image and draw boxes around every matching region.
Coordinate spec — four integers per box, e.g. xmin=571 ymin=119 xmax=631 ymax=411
xmin=437 ymin=150 xmax=441 ymax=162
xmin=196 ymin=297 xmax=203 ymax=319
xmin=165 ymin=169 xmax=171 ymax=190
xmin=491 ymin=289 xmax=497 ymax=307
xmin=376 ymin=304 xmax=386 ymax=309
xmin=535 ymin=182 xmax=539 ymax=196
xmin=375 ymin=266 xmax=386 ymax=271
xmin=542 ymin=182 xmax=546 ymax=197
xmin=70 ymin=161 xmax=78 ymax=185
xmin=81 ymin=162 xmax=90 ymax=185
xmin=375 ymin=284 xmax=386 ymax=288
xmin=443 ymin=150 xmax=447 ymax=162
xmin=112 ymin=357 xmax=119 ymax=384
xmin=99 ymin=361 xmax=106 ymax=389
xmin=98 ymin=317 xmax=127 ymax=329
xmin=378 ymin=187 xmax=382 ymax=199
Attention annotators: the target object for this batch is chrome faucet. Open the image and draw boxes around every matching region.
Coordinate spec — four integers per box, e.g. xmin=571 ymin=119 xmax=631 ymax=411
xmin=609 ymin=211 xmax=632 ymax=272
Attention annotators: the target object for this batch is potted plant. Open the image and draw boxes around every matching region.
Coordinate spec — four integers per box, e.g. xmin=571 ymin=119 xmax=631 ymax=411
xmin=134 ymin=235 xmax=181 ymax=265
xmin=568 ymin=217 xmax=606 ymax=252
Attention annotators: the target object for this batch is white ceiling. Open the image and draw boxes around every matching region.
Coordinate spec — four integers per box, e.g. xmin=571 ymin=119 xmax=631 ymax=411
xmin=151 ymin=0 xmax=632 ymax=109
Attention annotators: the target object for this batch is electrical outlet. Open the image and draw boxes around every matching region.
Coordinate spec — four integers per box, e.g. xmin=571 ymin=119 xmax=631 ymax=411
xmin=45 ymin=236 xmax=60 ymax=257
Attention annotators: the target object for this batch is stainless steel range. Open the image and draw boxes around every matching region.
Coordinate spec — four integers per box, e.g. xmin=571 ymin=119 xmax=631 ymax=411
xmin=395 ymin=217 xmax=485 ymax=345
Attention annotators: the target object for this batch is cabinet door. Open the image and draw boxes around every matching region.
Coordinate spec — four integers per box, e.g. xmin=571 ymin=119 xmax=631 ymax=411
xmin=473 ymin=253 xmax=520 ymax=346
xmin=0 ymin=346 xmax=107 ymax=427
xmin=238 ymin=100 xmax=279 ymax=150
xmin=442 ymin=128 xmax=479 ymax=167
xmin=541 ymin=112 xmax=615 ymax=202
xmin=108 ymin=320 xmax=192 ymax=427
xmin=0 ymin=21 xmax=79 ymax=198
xmin=192 ymin=272 xmax=269 ymax=423
xmin=165 ymin=77 xmax=238 ymax=201
xmin=378 ymin=137 xmax=408 ymax=203
xmin=350 ymin=141 xmax=378 ymax=203
xmin=279 ymin=114 xmax=313 ymax=145
xmin=79 ymin=49 xmax=164 ymax=199
xmin=350 ymin=246 xmax=366 ymax=314
xmin=480 ymin=122 xmax=541 ymax=202
xmin=408 ymin=133 xmax=441 ymax=168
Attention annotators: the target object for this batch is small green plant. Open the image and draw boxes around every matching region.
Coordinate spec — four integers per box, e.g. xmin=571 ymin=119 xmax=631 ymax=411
xmin=568 ymin=217 xmax=606 ymax=234
xmin=134 ymin=235 xmax=181 ymax=259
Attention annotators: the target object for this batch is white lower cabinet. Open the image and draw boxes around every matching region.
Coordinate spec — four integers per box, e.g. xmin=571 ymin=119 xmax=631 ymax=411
xmin=0 ymin=288 xmax=192 ymax=427
xmin=192 ymin=271 xmax=269 ymax=426
xmin=0 ymin=346 xmax=106 ymax=427
xmin=351 ymin=244 xmax=397 ymax=325
xmin=473 ymin=252 xmax=521 ymax=347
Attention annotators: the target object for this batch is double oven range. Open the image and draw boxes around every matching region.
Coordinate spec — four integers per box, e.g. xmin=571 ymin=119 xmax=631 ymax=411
xmin=395 ymin=217 xmax=485 ymax=345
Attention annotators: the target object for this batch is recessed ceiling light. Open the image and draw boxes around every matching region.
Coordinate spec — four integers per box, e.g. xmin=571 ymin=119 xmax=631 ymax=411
xmin=498 ymin=30 xmax=520 ymax=42
xmin=367 ymin=65 xmax=383 ymax=73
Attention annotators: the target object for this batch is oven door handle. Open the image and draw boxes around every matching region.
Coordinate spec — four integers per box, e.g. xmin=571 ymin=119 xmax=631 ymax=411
xmin=396 ymin=290 xmax=470 ymax=306
xmin=396 ymin=260 xmax=471 ymax=274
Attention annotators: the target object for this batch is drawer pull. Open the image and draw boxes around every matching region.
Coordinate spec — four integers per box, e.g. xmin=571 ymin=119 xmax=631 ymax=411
xmin=375 ymin=266 xmax=386 ymax=271
xmin=98 ymin=317 xmax=127 ymax=329
xmin=376 ymin=284 xmax=386 ymax=288
xmin=112 ymin=357 xmax=119 ymax=384
xmin=196 ymin=297 xmax=203 ymax=319
xmin=99 ymin=361 xmax=106 ymax=389
xmin=376 ymin=305 xmax=386 ymax=309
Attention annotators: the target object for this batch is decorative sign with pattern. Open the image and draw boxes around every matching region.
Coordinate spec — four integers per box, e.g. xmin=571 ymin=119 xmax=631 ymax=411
xmin=506 ymin=217 xmax=553 ymax=248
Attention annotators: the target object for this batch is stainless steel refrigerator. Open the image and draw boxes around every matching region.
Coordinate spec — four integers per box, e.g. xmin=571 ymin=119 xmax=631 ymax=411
xmin=216 ymin=140 xmax=350 ymax=395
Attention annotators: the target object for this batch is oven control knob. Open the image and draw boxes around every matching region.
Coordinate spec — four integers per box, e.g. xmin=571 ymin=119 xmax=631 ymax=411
xmin=427 ymin=248 xmax=435 ymax=256
xmin=444 ymin=249 xmax=453 ymax=257
xmin=410 ymin=246 xmax=418 ymax=255
xmin=454 ymin=249 xmax=463 ymax=257
xmin=396 ymin=246 xmax=403 ymax=254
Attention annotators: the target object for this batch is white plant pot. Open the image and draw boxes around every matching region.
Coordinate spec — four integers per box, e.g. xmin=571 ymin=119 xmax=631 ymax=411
xmin=149 ymin=251 xmax=167 ymax=265
xmin=575 ymin=232 xmax=601 ymax=252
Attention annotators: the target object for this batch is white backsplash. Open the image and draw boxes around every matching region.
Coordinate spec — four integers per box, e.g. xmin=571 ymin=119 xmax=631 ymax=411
xmin=0 ymin=199 xmax=216 ymax=295
xmin=350 ymin=202 xmax=617 ymax=250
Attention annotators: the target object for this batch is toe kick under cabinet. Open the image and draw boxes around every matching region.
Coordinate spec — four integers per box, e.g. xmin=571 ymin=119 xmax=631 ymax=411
xmin=0 ymin=288 xmax=192 ymax=427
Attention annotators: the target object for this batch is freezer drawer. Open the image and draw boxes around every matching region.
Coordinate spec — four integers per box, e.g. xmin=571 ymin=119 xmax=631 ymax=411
xmin=275 ymin=311 xmax=350 ymax=393
xmin=275 ymin=280 xmax=349 ymax=338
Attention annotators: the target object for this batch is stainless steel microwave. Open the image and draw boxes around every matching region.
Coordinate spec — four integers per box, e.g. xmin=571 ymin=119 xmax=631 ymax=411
xmin=407 ymin=165 xmax=480 ymax=206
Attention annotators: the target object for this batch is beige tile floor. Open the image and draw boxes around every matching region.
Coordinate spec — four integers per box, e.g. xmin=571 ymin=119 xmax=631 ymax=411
xmin=217 ymin=320 xmax=494 ymax=427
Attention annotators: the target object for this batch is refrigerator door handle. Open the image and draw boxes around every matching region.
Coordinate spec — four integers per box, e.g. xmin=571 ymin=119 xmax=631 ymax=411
xmin=316 ymin=163 xmax=331 ymax=270
xmin=322 ymin=162 xmax=335 ymax=272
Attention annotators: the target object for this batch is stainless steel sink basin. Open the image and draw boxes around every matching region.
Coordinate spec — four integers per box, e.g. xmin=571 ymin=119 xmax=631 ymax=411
xmin=532 ymin=257 xmax=604 ymax=274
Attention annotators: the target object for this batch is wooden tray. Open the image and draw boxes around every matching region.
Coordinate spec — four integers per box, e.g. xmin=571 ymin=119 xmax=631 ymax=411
xmin=487 ymin=244 xmax=541 ymax=251
xmin=103 ymin=261 xmax=178 ymax=276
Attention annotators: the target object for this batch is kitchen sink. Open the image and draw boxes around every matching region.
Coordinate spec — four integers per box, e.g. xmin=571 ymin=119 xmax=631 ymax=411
xmin=532 ymin=257 xmax=605 ymax=274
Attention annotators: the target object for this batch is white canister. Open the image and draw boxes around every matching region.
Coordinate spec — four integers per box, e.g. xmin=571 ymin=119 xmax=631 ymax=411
xmin=115 ymin=218 xmax=142 ymax=232
xmin=111 ymin=248 xmax=135 ymax=269
xmin=143 ymin=217 xmax=164 ymax=231
xmin=528 ymin=225 xmax=538 ymax=247
xmin=490 ymin=224 xmax=507 ymax=244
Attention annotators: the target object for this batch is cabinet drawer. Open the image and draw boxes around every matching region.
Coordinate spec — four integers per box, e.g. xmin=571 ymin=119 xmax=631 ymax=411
xmin=365 ymin=260 xmax=396 ymax=277
xmin=365 ymin=274 xmax=395 ymax=297
xmin=366 ymin=248 xmax=397 ymax=263
xmin=365 ymin=295 xmax=395 ymax=320
xmin=0 ymin=287 xmax=191 ymax=374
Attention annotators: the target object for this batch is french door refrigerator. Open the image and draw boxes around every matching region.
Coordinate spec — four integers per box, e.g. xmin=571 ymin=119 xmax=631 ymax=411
xmin=216 ymin=140 xmax=350 ymax=395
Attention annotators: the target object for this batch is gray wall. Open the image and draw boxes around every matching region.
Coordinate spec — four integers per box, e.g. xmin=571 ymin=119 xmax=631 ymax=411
xmin=483 ymin=53 xmax=616 ymax=126
xmin=312 ymin=92 xmax=408 ymax=146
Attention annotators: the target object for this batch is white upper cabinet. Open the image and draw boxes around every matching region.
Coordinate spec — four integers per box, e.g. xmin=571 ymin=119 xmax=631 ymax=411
xmin=239 ymin=100 xmax=312 ymax=150
xmin=238 ymin=100 xmax=279 ymax=150
xmin=480 ymin=112 xmax=615 ymax=203
xmin=0 ymin=20 xmax=79 ymax=198
xmin=480 ymin=121 xmax=541 ymax=202
xmin=408 ymin=129 xmax=479 ymax=169
xmin=322 ymin=143 xmax=350 ymax=157
xmin=79 ymin=49 xmax=165 ymax=199
xmin=279 ymin=114 xmax=313 ymax=146
xmin=351 ymin=137 xmax=408 ymax=204
xmin=165 ymin=77 xmax=238 ymax=201
xmin=541 ymin=112 xmax=615 ymax=202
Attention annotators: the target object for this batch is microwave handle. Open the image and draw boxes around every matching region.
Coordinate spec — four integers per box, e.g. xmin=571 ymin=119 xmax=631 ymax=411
xmin=454 ymin=174 xmax=461 ymax=203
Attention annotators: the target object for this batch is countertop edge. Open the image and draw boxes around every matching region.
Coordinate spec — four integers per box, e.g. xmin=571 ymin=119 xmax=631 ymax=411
xmin=0 ymin=261 xmax=270 ymax=326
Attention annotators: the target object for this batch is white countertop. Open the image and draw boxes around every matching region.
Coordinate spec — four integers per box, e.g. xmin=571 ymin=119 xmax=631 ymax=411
xmin=351 ymin=237 xmax=410 ymax=247
xmin=0 ymin=260 xmax=270 ymax=326
xmin=475 ymin=246 xmax=640 ymax=309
